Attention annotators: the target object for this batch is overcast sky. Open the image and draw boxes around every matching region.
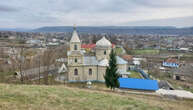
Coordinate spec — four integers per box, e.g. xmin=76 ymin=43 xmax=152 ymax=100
xmin=0 ymin=0 xmax=193 ymax=28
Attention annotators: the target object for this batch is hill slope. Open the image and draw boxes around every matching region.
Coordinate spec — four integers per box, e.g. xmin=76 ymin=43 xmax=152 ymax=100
xmin=0 ymin=84 xmax=193 ymax=110
xmin=32 ymin=26 xmax=193 ymax=35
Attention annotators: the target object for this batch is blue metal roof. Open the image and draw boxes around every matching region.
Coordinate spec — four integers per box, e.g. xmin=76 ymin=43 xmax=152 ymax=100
xmin=119 ymin=78 xmax=159 ymax=91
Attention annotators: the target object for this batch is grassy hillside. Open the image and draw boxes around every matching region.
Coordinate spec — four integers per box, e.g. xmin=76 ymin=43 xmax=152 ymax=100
xmin=131 ymin=49 xmax=160 ymax=55
xmin=0 ymin=84 xmax=193 ymax=110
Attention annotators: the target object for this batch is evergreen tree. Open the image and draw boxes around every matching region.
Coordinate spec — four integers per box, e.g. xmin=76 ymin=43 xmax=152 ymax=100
xmin=104 ymin=49 xmax=120 ymax=90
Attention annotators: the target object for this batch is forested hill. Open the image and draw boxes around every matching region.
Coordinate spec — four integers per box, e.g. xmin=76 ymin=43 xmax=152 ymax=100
xmin=32 ymin=26 xmax=193 ymax=35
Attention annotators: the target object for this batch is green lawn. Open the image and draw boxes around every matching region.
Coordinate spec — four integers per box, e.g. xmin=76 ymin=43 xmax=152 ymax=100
xmin=0 ymin=84 xmax=162 ymax=110
xmin=0 ymin=71 xmax=15 ymax=83
xmin=128 ymin=71 xmax=142 ymax=79
xmin=115 ymin=47 xmax=124 ymax=55
xmin=131 ymin=49 xmax=160 ymax=55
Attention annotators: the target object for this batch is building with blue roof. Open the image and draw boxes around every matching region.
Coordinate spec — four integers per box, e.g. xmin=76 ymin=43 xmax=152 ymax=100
xmin=119 ymin=78 xmax=159 ymax=91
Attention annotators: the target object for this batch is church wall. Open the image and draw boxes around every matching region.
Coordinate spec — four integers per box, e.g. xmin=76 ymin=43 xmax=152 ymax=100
xmin=117 ymin=64 xmax=127 ymax=71
xmin=68 ymin=55 xmax=83 ymax=65
xmin=68 ymin=66 xmax=84 ymax=81
xmin=97 ymin=66 xmax=106 ymax=81
xmin=70 ymin=42 xmax=81 ymax=51
xmin=83 ymin=66 xmax=98 ymax=81
xmin=95 ymin=47 xmax=111 ymax=60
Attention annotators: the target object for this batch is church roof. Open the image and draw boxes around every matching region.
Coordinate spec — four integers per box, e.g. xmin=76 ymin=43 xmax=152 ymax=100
xmin=70 ymin=29 xmax=80 ymax=43
xmin=96 ymin=37 xmax=112 ymax=47
xmin=98 ymin=59 xmax=109 ymax=66
xmin=116 ymin=56 xmax=128 ymax=65
xmin=83 ymin=56 xmax=98 ymax=66
xmin=67 ymin=50 xmax=84 ymax=56
xmin=98 ymin=56 xmax=127 ymax=66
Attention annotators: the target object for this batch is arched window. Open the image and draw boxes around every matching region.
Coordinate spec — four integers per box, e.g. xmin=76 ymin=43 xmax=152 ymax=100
xmin=74 ymin=45 xmax=77 ymax=50
xmin=89 ymin=68 xmax=92 ymax=75
xmin=104 ymin=50 xmax=106 ymax=55
xmin=75 ymin=58 xmax=77 ymax=63
xmin=74 ymin=69 xmax=78 ymax=75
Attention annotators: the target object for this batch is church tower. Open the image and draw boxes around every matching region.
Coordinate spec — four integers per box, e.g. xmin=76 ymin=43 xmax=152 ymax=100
xmin=70 ymin=26 xmax=81 ymax=51
xmin=95 ymin=37 xmax=112 ymax=61
xmin=67 ymin=25 xmax=84 ymax=81
xmin=67 ymin=25 xmax=84 ymax=66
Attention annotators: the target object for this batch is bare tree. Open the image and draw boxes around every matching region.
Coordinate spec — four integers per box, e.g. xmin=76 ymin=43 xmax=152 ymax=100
xmin=19 ymin=47 xmax=25 ymax=83
xmin=42 ymin=48 xmax=56 ymax=85
xmin=10 ymin=46 xmax=26 ymax=83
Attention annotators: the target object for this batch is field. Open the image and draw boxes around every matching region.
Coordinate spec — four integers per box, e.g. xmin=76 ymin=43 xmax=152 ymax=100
xmin=131 ymin=49 xmax=160 ymax=55
xmin=115 ymin=47 xmax=125 ymax=55
xmin=128 ymin=71 xmax=142 ymax=79
xmin=0 ymin=84 xmax=193 ymax=110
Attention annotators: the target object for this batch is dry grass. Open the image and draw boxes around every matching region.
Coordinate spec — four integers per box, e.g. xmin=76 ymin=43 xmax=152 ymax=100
xmin=0 ymin=83 xmax=193 ymax=110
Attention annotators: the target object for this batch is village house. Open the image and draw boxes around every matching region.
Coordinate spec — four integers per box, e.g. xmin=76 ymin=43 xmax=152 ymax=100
xmin=172 ymin=63 xmax=193 ymax=82
xmin=162 ymin=58 xmax=179 ymax=68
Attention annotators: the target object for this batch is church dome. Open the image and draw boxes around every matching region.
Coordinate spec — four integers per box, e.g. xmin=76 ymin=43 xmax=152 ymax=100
xmin=96 ymin=37 xmax=112 ymax=47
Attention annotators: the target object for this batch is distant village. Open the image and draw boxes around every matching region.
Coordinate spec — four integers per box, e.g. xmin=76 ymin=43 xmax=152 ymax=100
xmin=0 ymin=28 xmax=193 ymax=99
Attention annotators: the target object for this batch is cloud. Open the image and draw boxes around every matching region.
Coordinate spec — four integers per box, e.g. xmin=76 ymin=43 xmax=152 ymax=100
xmin=0 ymin=0 xmax=193 ymax=28
xmin=0 ymin=5 xmax=19 ymax=12
xmin=132 ymin=0 xmax=193 ymax=8
xmin=125 ymin=16 xmax=193 ymax=27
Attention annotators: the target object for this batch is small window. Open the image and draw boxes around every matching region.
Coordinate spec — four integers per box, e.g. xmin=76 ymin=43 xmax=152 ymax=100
xmin=89 ymin=68 xmax=92 ymax=75
xmin=104 ymin=50 xmax=106 ymax=55
xmin=75 ymin=58 xmax=77 ymax=63
xmin=74 ymin=45 xmax=77 ymax=50
xmin=74 ymin=69 xmax=78 ymax=75
xmin=176 ymin=76 xmax=180 ymax=80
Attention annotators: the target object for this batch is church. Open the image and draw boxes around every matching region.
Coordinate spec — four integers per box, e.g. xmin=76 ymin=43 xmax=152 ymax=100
xmin=67 ymin=27 xmax=129 ymax=82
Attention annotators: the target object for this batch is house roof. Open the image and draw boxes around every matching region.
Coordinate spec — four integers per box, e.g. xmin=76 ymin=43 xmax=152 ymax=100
xmin=81 ymin=43 xmax=115 ymax=49
xmin=122 ymin=55 xmax=133 ymax=61
xmin=58 ymin=63 xmax=67 ymax=73
xmin=119 ymin=78 xmax=159 ymax=91
xmin=81 ymin=44 xmax=96 ymax=49
xmin=133 ymin=60 xmax=140 ymax=65
xmin=165 ymin=58 xmax=178 ymax=63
